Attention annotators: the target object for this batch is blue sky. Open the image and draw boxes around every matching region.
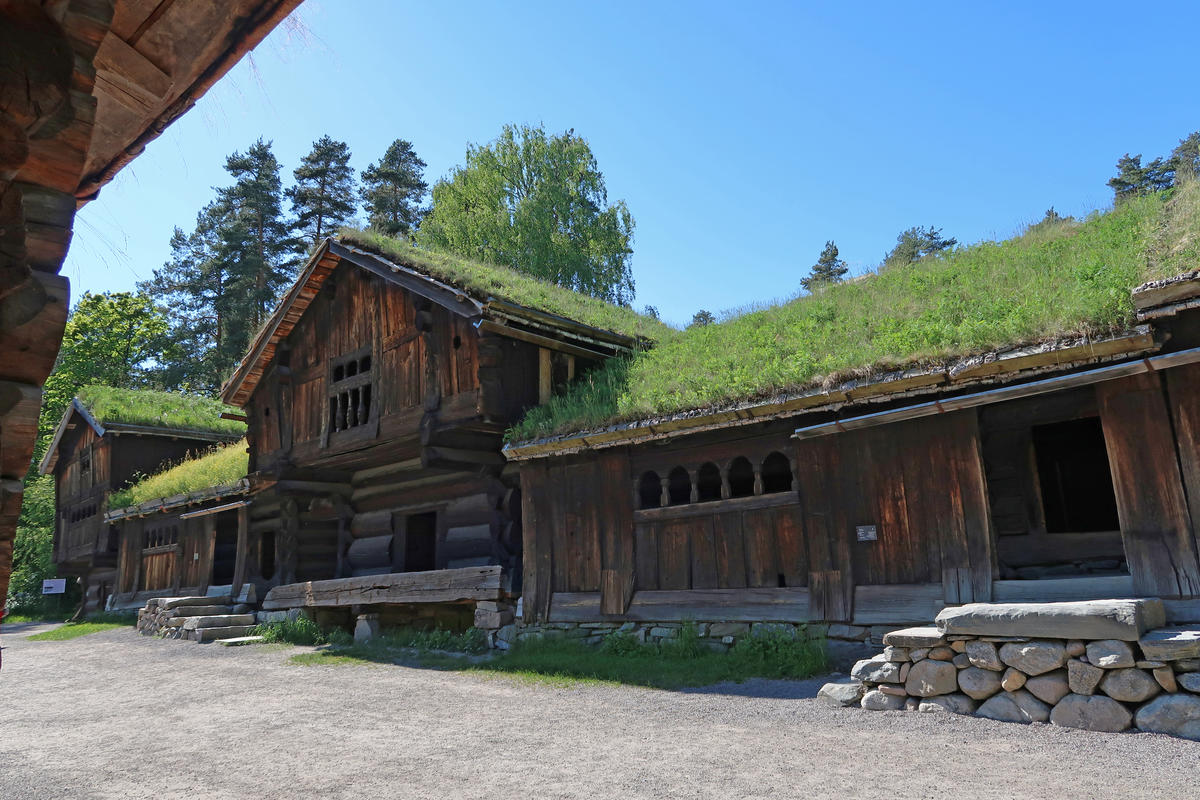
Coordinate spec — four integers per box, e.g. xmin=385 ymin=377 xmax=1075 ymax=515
xmin=66 ymin=0 xmax=1200 ymax=328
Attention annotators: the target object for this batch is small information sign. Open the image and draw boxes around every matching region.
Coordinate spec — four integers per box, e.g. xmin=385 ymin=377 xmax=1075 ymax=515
xmin=855 ymin=524 xmax=878 ymax=542
xmin=42 ymin=578 xmax=67 ymax=594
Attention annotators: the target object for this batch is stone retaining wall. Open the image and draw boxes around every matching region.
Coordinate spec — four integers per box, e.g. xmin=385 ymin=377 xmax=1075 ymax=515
xmin=820 ymin=600 xmax=1200 ymax=741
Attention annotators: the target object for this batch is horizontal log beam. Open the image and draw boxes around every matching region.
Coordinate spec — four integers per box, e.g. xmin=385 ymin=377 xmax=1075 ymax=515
xmin=261 ymin=565 xmax=503 ymax=610
xmin=548 ymin=588 xmax=811 ymax=623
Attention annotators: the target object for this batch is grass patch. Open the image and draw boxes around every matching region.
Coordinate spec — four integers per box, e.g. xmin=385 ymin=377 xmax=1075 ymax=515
xmin=25 ymin=612 xmax=135 ymax=641
xmin=109 ymin=438 xmax=247 ymax=509
xmin=251 ymin=616 xmax=333 ymax=646
xmin=76 ymin=385 xmax=245 ymax=436
xmin=287 ymin=623 xmax=828 ymax=690
xmin=510 ymin=184 xmax=1199 ymax=440
xmin=339 ymin=229 xmax=672 ymax=343
xmin=280 ymin=625 xmax=489 ymax=666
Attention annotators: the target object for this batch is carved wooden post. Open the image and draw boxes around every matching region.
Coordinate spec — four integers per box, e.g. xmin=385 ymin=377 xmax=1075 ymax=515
xmin=689 ymin=469 xmax=699 ymax=504
xmin=753 ymin=465 xmax=764 ymax=496
xmin=720 ymin=465 xmax=731 ymax=500
xmin=659 ymin=475 xmax=670 ymax=508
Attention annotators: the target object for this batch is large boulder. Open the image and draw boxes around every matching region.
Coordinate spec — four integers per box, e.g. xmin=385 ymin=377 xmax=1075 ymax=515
xmin=905 ymin=658 xmax=958 ymax=697
xmin=1068 ymin=659 xmax=1105 ymax=695
xmin=861 ymin=689 xmax=906 ymax=711
xmin=918 ymin=693 xmax=978 ymax=715
xmin=1085 ymin=639 xmax=1135 ymax=669
xmin=1099 ymin=668 xmax=1160 ymax=703
xmin=1025 ymin=669 xmax=1070 ymax=705
xmin=1139 ymin=627 xmax=1200 ymax=661
xmin=965 ymin=640 xmax=1003 ymax=671
xmin=976 ymin=689 xmax=1051 ymax=724
xmin=1050 ymin=694 xmax=1133 ymax=732
xmin=936 ymin=599 xmax=1165 ymax=641
xmin=817 ymin=680 xmax=865 ymax=707
xmin=999 ymin=641 xmax=1066 ymax=676
xmin=1134 ymin=694 xmax=1200 ymax=740
xmin=851 ymin=655 xmax=901 ymax=684
xmin=958 ymin=667 xmax=1003 ymax=700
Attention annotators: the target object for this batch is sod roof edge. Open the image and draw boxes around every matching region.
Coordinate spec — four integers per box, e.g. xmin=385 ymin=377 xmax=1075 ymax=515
xmin=501 ymin=326 xmax=1160 ymax=461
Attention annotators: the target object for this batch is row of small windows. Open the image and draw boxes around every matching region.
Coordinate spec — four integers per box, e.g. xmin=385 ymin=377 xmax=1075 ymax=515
xmin=145 ymin=525 xmax=179 ymax=550
xmin=67 ymin=502 xmax=98 ymax=524
xmin=329 ymin=351 xmax=374 ymax=434
xmin=638 ymin=452 xmax=794 ymax=510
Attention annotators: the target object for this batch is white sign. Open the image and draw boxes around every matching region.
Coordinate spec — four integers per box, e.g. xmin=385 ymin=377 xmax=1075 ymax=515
xmin=856 ymin=525 xmax=878 ymax=542
xmin=42 ymin=578 xmax=67 ymax=595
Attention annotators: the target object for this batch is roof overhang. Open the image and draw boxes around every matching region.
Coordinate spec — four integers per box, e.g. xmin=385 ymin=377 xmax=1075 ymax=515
xmin=221 ymin=239 xmax=645 ymax=407
xmin=38 ymin=399 xmax=105 ymax=474
xmin=104 ymin=479 xmax=251 ymax=522
xmin=502 ymin=326 xmax=1161 ymax=461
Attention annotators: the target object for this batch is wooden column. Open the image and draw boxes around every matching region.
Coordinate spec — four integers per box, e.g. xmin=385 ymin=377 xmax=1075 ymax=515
xmin=1098 ymin=372 xmax=1200 ymax=597
xmin=538 ymin=347 xmax=553 ymax=405
xmin=231 ymin=505 xmax=249 ymax=599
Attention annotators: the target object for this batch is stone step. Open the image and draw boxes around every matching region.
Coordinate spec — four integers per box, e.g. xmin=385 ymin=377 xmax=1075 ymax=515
xmin=167 ymin=605 xmax=236 ymax=618
xmin=217 ymin=635 xmax=266 ymax=647
xmin=1139 ymin=626 xmax=1200 ymax=661
xmin=181 ymin=614 xmax=257 ymax=631
xmin=193 ymin=625 xmax=256 ymax=643
xmin=152 ymin=595 xmax=232 ymax=611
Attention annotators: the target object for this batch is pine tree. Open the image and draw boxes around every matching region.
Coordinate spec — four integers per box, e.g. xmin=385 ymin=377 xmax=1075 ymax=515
xmin=360 ymin=139 xmax=428 ymax=237
xmin=1170 ymin=132 xmax=1200 ymax=181
xmin=1108 ymin=153 xmax=1174 ymax=201
xmin=689 ymin=309 xmax=716 ymax=328
xmin=883 ymin=226 xmax=957 ymax=269
xmin=218 ymin=139 xmax=303 ymax=346
xmin=801 ymin=241 xmax=849 ymax=291
xmin=286 ymin=135 xmax=357 ymax=247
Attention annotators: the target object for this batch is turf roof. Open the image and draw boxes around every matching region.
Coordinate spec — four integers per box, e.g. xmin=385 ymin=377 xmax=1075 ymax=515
xmin=76 ymin=385 xmax=245 ymax=436
xmin=108 ymin=438 xmax=248 ymax=511
xmin=509 ymin=181 xmax=1200 ymax=442
xmin=338 ymin=229 xmax=672 ymax=342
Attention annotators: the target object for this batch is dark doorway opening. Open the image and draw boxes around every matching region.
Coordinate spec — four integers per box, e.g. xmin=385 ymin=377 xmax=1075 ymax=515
xmin=697 ymin=463 xmax=722 ymax=502
xmin=211 ymin=511 xmax=238 ymax=586
xmin=1032 ymin=417 xmax=1121 ymax=533
xmin=667 ymin=467 xmax=691 ymax=506
xmin=638 ymin=471 xmax=661 ymax=509
xmin=728 ymin=457 xmax=755 ymax=498
xmin=404 ymin=512 xmax=438 ymax=572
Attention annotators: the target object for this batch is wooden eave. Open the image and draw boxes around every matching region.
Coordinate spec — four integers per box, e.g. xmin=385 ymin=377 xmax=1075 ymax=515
xmin=222 ymin=239 xmax=646 ymax=406
xmin=1133 ymin=271 xmax=1200 ymax=320
xmin=502 ymin=326 xmax=1161 ymax=461
xmin=103 ymin=479 xmax=251 ymax=523
xmin=38 ymin=399 xmax=106 ymax=475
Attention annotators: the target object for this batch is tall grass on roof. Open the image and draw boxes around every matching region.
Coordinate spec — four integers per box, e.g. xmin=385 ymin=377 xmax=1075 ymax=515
xmin=76 ymin=385 xmax=244 ymax=436
xmin=338 ymin=229 xmax=673 ymax=342
xmin=510 ymin=182 xmax=1200 ymax=441
xmin=108 ymin=438 xmax=248 ymax=510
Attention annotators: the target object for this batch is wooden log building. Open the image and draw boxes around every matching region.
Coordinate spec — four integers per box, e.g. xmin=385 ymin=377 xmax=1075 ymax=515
xmin=39 ymin=390 xmax=243 ymax=612
xmin=69 ymin=236 xmax=1200 ymax=647
xmin=506 ymin=274 xmax=1200 ymax=636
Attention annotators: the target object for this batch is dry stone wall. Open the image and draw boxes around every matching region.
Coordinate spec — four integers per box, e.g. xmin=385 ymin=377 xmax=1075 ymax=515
xmin=820 ymin=600 xmax=1200 ymax=741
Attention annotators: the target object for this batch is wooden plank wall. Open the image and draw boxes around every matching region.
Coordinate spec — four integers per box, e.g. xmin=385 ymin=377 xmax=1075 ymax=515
xmin=1098 ymin=369 xmax=1200 ymax=596
xmin=253 ymin=264 xmax=483 ymax=465
xmin=794 ymin=410 xmax=994 ymax=618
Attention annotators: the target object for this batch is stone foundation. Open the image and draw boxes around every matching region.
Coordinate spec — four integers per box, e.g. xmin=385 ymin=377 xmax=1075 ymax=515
xmin=821 ymin=600 xmax=1200 ymax=741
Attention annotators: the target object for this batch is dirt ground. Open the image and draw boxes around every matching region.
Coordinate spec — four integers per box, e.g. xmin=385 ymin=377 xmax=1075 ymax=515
xmin=1 ymin=625 xmax=1197 ymax=800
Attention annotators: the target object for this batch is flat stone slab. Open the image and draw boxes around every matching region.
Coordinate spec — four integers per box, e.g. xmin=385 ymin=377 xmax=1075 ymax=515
xmin=936 ymin=600 xmax=1165 ymax=642
xmin=1138 ymin=627 xmax=1200 ymax=661
xmin=217 ymin=636 xmax=266 ymax=647
xmin=882 ymin=627 xmax=945 ymax=648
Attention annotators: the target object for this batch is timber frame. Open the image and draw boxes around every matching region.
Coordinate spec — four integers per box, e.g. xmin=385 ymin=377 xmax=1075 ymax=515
xmin=0 ymin=1 xmax=302 ymax=619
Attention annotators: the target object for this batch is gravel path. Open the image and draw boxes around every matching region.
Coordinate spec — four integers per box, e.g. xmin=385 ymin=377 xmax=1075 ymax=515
xmin=1 ymin=626 xmax=1197 ymax=799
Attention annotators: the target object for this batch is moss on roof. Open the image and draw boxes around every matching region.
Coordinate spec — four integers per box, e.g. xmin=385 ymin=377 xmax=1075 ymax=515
xmin=338 ymin=229 xmax=673 ymax=342
xmin=76 ymin=385 xmax=245 ymax=436
xmin=510 ymin=181 xmax=1200 ymax=442
xmin=108 ymin=438 xmax=248 ymax=511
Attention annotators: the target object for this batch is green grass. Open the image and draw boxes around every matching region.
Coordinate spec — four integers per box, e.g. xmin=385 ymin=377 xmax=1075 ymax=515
xmin=510 ymin=183 xmax=1200 ymax=440
xmin=109 ymin=438 xmax=247 ymax=509
xmin=289 ymin=624 xmax=828 ymax=690
xmin=252 ymin=616 xmax=338 ymax=646
xmin=25 ymin=612 xmax=135 ymax=641
xmin=76 ymin=385 xmax=245 ymax=436
xmin=339 ymin=229 xmax=673 ymax=342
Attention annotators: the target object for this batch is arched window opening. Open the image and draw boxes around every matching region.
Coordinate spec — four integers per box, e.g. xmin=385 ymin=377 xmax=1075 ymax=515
xmin=697 ymin=462 xmax=722 ymax=502
xmin=761 ymin=451 xmax=793 ymax=494
xmin=667 ymin=467 xmax=691 ymax=506
xmin=728 ymin=457 xmax=755 ymax=498
xmin=638 ymin=471 xmax=662 ymax=510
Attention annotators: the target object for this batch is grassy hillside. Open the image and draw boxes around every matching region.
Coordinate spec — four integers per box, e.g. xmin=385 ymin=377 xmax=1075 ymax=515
xmin=108 ymin=438 xmax=248 ymax=510
xmin=77 ymin=385 xmax=245 ymax=436
xmin=339 ymin=229 xmax=672 ymax=342
xmin=510 ymin=182 xmax=1200 ymax=441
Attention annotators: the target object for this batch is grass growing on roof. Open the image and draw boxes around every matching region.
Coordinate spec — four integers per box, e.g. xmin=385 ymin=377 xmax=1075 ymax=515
xmin=108 ymin=438 xmax=247 ymax=509
xmin=338 ymin=229 xmax=674 ymax=342
xmin=510 ymin=184 xmax=1200 ymax=441
xmin=76 ymin=385 xmax=245 ymax=436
